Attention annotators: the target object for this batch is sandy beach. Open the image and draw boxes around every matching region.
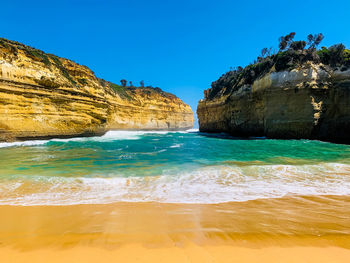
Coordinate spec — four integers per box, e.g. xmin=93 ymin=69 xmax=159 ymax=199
xmin=1 ymin=195 xmax=350 ymax=262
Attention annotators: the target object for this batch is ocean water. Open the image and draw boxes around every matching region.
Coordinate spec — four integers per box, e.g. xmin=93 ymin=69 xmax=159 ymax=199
xmin=0 ymin=130 xmax=350 ymax=205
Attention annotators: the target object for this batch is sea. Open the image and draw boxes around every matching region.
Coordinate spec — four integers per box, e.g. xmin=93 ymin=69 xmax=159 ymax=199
xmin=0 ymin=130 xmax=350 ymax=206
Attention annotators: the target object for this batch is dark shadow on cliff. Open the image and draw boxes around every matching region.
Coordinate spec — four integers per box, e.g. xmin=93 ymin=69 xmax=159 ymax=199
xmin=196 ymin=132 xmax=266 ymax=141
xmin=196 ymin=131 xmax=350 ymax=145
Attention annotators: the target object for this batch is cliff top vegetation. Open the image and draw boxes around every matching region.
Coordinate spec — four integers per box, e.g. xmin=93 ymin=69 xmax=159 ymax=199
xmin=206 ymin=33 xmax=350 ymax=100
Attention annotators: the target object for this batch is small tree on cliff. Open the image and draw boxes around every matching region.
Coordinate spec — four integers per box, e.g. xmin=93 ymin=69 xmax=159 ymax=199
xmin=261 ymin=48 xmax=268 ymax=58
xmin=327 ymin=44 xmax=346 ymax=66
xmin=129 ymin=81 xmax=133 ymax=87
xmin=120 ymin=79 xmax=127 ymax=87
xmin=278 ymin=32 xmax=296 ymax=51
xmin=307 ymin=33 xmax=324 ymax=49
xmin=258 ymin=47 xmax=273 ymax=62
xmin=140 ymin=80 xmax=144 ymax=87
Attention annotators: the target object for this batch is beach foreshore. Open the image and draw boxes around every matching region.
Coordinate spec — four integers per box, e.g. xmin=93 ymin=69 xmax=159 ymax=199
xmin=1 ymin=244 xmax=350 ymax=263
xmin=0 ymin=196 xmax=350 ymax=262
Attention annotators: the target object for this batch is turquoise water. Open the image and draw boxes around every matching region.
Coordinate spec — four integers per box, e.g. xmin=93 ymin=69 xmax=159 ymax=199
xmin=0 ymin=130 xmax=350 ymax=205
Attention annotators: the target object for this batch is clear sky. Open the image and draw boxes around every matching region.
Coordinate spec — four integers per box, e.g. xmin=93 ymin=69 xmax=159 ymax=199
xmin=2 ymin=0 xmax=350 ymax=126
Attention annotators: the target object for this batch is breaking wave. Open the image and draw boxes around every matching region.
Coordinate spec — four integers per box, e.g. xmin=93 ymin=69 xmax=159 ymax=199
xmin=0 ymin=130 xmax=193 ymax=148
xmin=1 ymin=163 xmax=350 ymax=206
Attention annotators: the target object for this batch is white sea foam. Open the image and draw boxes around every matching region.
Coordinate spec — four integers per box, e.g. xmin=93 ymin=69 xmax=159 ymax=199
xmin=186 ymin=128 xmax=199 ymax=133
xmin=0 ymin=140 xmax=49 ymax=148
xmin=170 ymin=143 xmax=183 ymax=148
xmin=1 ymin=163 xmax=350 ymax=206
xmin=0 ymin=130 xmax=189 ymax=148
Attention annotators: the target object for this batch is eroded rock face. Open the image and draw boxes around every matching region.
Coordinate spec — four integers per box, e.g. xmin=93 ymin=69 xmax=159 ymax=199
xmin=106 ymin=88 xmax=194 ymax=130
xmin=0 ymin=39 xmax=193 ymax=141
xmin=197 ymin=63 xmax=350 ymax=144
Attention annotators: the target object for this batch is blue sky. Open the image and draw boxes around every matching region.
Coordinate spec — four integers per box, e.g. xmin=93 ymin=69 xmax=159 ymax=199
xmin=2 ymin=0 xmax=350 ymax=126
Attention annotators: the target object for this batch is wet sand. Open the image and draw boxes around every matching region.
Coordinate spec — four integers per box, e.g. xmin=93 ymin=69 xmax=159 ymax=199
xmin=1 ymin=195 xmax=350 ymax=262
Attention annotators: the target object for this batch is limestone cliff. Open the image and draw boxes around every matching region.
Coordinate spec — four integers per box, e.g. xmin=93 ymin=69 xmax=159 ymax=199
xmin=0 ymin=38 xmax=193 ymax=141
xmin=198 ymin=46 xmax=350 ymax=144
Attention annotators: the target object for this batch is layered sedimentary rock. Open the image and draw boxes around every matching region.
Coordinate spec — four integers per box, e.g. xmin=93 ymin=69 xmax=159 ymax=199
xmin=0 ymin=38 xmax=193 ymax=141
xmin=198 ymin=63 xmax=350 ymax=143
xmin=105 ymin=85 xmax=193 ymax=130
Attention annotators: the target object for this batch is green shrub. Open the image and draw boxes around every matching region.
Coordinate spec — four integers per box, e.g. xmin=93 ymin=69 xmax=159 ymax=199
xmin=274 ymin=51 xmax=296 ymax=71
xmin=25 ymin=49 xmax=51 ymax=66
xmin=290 ymin=41 xmax=307 ymax=51
xmin=344 ymin=49 xmax=350 ymax=67
xmin=109 ymin=83 xmax=132 ymax=100
xmin=48 ymin=54 xmax=77 ymax=85
xmin=317 ymin=44 xmax=349 ymax=68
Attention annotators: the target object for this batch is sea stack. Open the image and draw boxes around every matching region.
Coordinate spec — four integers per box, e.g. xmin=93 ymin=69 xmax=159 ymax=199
xmin=0 ymin=38 xmax=194 ymax=141
xmin=197 ymin=39 xmax=350 ymax=144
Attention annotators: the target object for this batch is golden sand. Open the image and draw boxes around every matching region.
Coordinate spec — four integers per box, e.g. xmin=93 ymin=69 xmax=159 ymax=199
xmin=1 ymin=245 xmax=350 ymax=263
xmin=0 ymin=195 xmax=350 ymax=262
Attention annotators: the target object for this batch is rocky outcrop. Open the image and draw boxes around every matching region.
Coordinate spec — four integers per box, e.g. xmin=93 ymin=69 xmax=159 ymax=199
xmin=197 ymin=63 xmax=350 ymax=144
xmin=0 ymin=38 xmax=193 ymax=142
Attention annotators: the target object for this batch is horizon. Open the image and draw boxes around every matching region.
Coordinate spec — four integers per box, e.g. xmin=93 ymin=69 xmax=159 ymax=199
xmin=2 ymin=0 xmax=350 ymax=127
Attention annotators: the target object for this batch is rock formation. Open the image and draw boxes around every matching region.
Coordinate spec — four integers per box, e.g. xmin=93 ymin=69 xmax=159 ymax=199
xmin=0 ymin=38 xmax=193 ymax=141
xmin=198 ymin=43 xmax=350 ymax=144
